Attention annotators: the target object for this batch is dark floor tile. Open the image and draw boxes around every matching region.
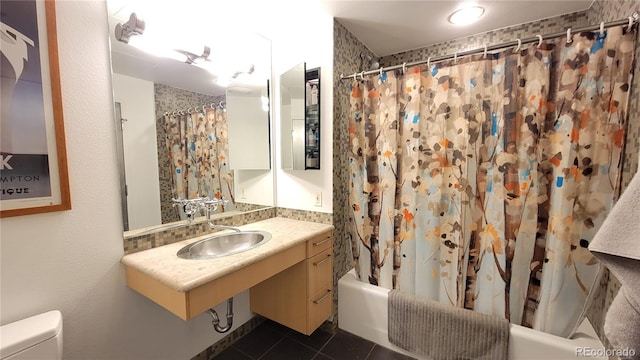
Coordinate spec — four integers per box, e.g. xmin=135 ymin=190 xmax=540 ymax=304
xmin=214 ymin=346 xmax=252 ymax=360
xmin=261 ymin=319 xmax=293 ymax=336
xmin=232 ymin=323 xmax=283 ymax=359
xmin=259 ymin=338 xmax=317 ymax=360
xmin=312 ymin=353 xmax=334 ymax=360
xmin=366 ymin=345 xmax=417 ymax=360
xmin=286 ymin=327 xmax=334 ymax=351
xmin=319 ymin=330 xmax=375 ymax=360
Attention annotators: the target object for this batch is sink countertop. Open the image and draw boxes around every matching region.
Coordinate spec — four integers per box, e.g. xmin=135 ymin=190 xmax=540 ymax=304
xmin=121 ymin=217 xmax=334 ymax=292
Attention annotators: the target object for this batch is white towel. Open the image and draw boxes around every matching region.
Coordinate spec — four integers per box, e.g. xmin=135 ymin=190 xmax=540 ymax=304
xmin=589 ymin=172 xmax=640 ymax=359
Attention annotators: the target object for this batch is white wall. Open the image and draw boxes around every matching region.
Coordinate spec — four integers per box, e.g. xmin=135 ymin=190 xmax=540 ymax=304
xmin=112 ymin=73 xmax=162 ymax=229
xmin=0 ymin=2 xmax=253 ymax=359
xmin=267 ymin=2 xmax=335 ymax=213
xmin=226 ymin=92 xmax=271 ymax=170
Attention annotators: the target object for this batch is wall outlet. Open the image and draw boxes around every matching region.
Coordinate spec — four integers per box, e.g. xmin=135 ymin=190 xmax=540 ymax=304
xmin=314 ymin=192 xmax=322 ymax=207
xmin=240 ymin=188 xmax=247 ymax=199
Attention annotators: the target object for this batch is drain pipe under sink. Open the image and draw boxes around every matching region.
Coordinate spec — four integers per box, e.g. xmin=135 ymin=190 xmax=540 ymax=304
xmin=207 ymin=298 xmax=234 ymax=333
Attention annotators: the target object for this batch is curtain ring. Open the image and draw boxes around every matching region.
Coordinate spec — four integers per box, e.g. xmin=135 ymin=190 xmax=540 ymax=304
xmin=629 ymin=16 xmax=634 ymax=29
xmin=454 ymin=52 xmax=457 ymax=63
xmin=513 ymin=39 xmax=521 ymax=53
xmin=202 ymin=105 xmax=206 ymax=113
xmin=353 ymin=72 xmax=358 ymax=80
xmin=427 ymin=56 xmax=431 ymax=68
xmin=360 ymin=71 xmax=366 ymax=81
xmin=402 ymin=62 xmax=406 ymax=74
xmin=379 ymin=66 xmax=384 ymax=76
xmin=536 ymin=35 xmax=543 ymax=48
xmin=600 ymin=22 xmax=605 ymax=35
xmin=483 ymin=45 xmax=487 ymax=58
xmin=567 ymin=28 xmax=572 ymax=43
xmin=219 ymin=101 xmax=225 ymax=109
xmin=172 ymin=111 xmax=177 ymax=116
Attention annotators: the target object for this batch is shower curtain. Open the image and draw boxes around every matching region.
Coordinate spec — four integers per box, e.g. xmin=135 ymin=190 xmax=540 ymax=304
xmin=163 ymin=107 xmax=234 ymax=215
xmin=348 ymin=25 xmax=636 ymax=337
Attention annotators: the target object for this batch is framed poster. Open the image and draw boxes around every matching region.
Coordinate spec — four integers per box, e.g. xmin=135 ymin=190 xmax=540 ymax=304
xmin=0 ymin=0 xmax=71 ymax=217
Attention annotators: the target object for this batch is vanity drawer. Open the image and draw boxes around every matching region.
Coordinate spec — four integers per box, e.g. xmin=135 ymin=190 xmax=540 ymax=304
xmin=307 ymin=248 xmax=333 ymax=296
xmin=306 ymin=232 xmax=332 ymax=258
xmin=308 ymin=287 xmax=333 ymax=332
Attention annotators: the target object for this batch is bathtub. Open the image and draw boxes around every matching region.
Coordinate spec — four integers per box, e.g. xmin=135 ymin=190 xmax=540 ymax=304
xmin=338 ymin=269 xmax=607 ymax=359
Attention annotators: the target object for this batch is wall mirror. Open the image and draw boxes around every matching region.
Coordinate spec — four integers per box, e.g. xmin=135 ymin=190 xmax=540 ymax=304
xmin=280 ymin=63 xmax=321 ymax=170
xmin=106 ymin=0 xmax=274 ymax=233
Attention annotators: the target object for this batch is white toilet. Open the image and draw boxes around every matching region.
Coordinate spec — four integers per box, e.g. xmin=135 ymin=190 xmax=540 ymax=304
xmin=0 ymin=311 xmax=63 ymax=360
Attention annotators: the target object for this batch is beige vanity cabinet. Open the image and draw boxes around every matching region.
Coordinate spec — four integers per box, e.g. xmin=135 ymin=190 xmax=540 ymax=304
xmin=250 ymin=231 xmax=333 ymax=335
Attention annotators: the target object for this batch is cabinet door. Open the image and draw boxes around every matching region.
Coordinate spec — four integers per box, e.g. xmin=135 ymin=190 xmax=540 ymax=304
xmin=307 ymin=248 xmax=332 ymax=297
xmin=304 ymin=67 xmax=320 ymax=170
xmin=308 ymin=287 xmax=332 ymax=333
xmin=306 ymin=232 xmax=332 ymax=257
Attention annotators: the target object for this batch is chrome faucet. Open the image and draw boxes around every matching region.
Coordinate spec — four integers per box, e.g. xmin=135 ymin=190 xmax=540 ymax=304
xmin=203 ymin=199 xmax=241 ymax=232
xmin=171 ymin=197 xmax=240 ymax=231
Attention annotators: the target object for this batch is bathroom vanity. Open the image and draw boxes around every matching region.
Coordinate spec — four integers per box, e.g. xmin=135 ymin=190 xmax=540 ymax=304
xmin=120 ymin=217 xmax=334 ymax=335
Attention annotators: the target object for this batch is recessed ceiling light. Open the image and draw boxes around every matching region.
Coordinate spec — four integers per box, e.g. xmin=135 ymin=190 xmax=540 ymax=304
xmin=448 ymin=6 xmax=485 ymax=25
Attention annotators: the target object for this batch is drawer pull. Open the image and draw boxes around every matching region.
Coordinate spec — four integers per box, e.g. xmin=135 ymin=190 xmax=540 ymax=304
xmin=313 ymin=237 xmax=331 ymax=247
xmin=313 ymin=289 xmax=332 ymax=304
xmin=313 ymin=254 xmax=332 ymax=266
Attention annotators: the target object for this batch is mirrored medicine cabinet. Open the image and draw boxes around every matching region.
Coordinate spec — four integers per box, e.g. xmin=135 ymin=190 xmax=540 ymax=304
xmin=280 ymin=63 xmax=321 ymax=170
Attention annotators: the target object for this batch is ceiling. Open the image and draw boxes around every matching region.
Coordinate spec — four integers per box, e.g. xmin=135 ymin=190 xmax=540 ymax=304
xmin=107 ymin=0 xmax=594 ymax=95
xmin=324 ymin=0 xmax=594 ymax=56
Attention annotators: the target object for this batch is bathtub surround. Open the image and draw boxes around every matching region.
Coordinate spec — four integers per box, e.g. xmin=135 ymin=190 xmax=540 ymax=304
xmin=339 ymin=269 xmax=607 ymax=360
xmin=333 ymin=19 xmax=378 ymax=325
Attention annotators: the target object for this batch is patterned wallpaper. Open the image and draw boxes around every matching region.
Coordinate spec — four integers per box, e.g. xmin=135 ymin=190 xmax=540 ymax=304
xmin=332 ymin=0 xmax=640 ymax=350
xmin=153 ymin=83 xmax=225 ymax=224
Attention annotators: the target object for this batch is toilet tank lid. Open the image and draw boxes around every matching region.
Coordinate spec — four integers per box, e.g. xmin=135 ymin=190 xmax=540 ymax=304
xmin=0 ymin=310 xmax=62 ymax=358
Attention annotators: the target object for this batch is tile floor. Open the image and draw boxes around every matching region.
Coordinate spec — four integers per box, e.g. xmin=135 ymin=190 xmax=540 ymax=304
xmin=214 ymin=320 xmax=416 ymax=360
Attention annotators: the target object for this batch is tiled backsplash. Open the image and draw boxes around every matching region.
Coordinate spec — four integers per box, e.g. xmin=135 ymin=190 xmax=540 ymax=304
xmin=123 ymin=207 xmax=277 ymax=254
xmin=123 ymin=207 xmax=333 ymax=254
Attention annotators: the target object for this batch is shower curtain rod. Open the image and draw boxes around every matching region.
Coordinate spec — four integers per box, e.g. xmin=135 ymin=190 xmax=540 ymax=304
xmin=340 ymin=11 xmax=639 ymax=81
xmin=163 ymin=101 xmax=225 ymax=116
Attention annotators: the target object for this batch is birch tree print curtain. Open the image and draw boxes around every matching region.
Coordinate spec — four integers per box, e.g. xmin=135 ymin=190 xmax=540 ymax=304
xmin=348 ymin=25 xmax=636 ymax=337
xmin=163 ymin=106 xmax=234 ymax=214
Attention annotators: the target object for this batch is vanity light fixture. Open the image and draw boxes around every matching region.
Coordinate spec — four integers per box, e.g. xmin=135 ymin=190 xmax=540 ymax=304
xmin=448 ymin=5 xmax=485 ymax=25
xmin=114 ymin=13 xmax=144 ymax=44
xmin=114 ymin=12 xmax=254 ymax=86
